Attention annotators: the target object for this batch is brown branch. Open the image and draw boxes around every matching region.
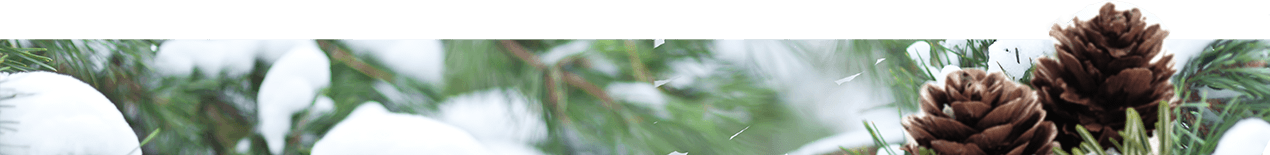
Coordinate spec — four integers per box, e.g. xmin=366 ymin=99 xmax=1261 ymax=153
xmin=624 ymin=40 xmax=652 ymax=83
xmin=498 ymin=40 xmax=548 ymax=70
xmin=316 ymin=40 xmax=397 ymax=83
xmin=498 ymin=40 xmax=619 ymax=110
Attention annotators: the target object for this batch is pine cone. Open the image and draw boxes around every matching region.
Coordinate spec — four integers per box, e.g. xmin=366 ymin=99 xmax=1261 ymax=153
xmin=902 ymin=69 xmax=1059 ymax=155
xmin=1031 ymin=3 xmax=1174 ymax=150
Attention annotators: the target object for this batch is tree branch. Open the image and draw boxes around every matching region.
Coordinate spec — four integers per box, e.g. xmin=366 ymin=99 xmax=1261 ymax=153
xmin=316 ymin=40 xmax=397 ymax=83
xmin=498 ymin=40 xmax=619 ymax=110
xmin=624 ymin=40 xmax=652 ymax=83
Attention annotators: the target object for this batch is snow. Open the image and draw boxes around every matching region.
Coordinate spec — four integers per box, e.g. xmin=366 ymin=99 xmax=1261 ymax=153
xmin=653 ymin=76 xmax=680 ymax=88
xmin=933 ymin=65 xmax=963 ymax=85
xmin=908 ymin=41 xmax=960 ymax=77
xmin=729 ymin=126 xmax=750 ymax=140
xmin=435 ymin=89 xmax=548 ymax=146
xmin=255 ymin=41 xmax=331 ymax=154
xmin=654 ymin=39 xmax=666 ymax=48
xmin=604 ymin=82 xmax=671 ymax=119
xmin=150 ymin=39 xmax=307 ymax=78
xmin=785 ymin=109 xmax=905 ymax=155
xmin=1163 ymin=39 xmax=1216 ymax=75
xmin=986 ymin=39 xmax=1056 ymax=81
xmin=664 ymin=59 xmax=721 ymax=89
xmin=586 ymin=54 xmax=621 ymax=77
xmin=340 ymin=40 xmax=446 ymax=85
xmin=309 ymin=95 xmax=336 ymax=118
xmin=539 ymin=40 xmax=594 ymax=66
xmin=311 ymin=102 xmax=492 ymax=155
xmin=235 ymin=138 xmax=252 ymax=154
xmin=835 ymin=72 xmax=863 ymax=85
xmin=668 ymin=151 xmax=688 ymax=155
xmin=0 ymin=71 xmax=142 ymax=155
xmin=1213 ymin=118 xmax=1270 ymax=155
xmin=712 ymin=40 xmax=904 ymax=154
xmin=940 ymin=39 xmax=968 ymax=50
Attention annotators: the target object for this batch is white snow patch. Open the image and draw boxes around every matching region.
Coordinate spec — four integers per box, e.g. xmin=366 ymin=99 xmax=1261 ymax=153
xmin=0 ymin=71 xmax=142 ymax=155
xmin=933 ymin=65 xmax=963 ymax=85
xmin=311 ymin=102 xmax=492 ymax=155
xmin=654 ymin=39 xmax=666 ymax=48
xmin=309 ymin=95 xmax=336 ymax=117
xmin=153 ymin=40 xmax=265 ymax=77
xmin=908 ymin=41 xmax=960 ymax=76
xmin=586 ymin=54 xmax=621 ymax=76
xmin=987 ymin=39 xmax=1055 ymax=80
xmin=940 ymin=39 xmax=969 ymax=49
xmin=255 ymin=41 xmax=331 ymax=155
xmin=1213 ymin=118 xmax=1270 ymax=155
xmin=539 ymin=40 xmax=593 ymax=66
xmin=235 ymin=138 xmax=252 ymax=154
xmin=435 ymin=89 xmax=548 ymax=146
xmin=664 ymin=59 xmax=721 ymax=89
xmin=340 ymin=40 xmax=447 ymax=85
xmin=786 ymin=109 xmax=905 ymax=155
xmin=1163 ymin=39 xmax=1215 ymax=74
xmin=605 ymin=82 xmax=671 ymax=119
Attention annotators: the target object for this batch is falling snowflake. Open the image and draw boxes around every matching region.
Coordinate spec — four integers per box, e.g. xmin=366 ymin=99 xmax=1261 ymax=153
xmin=653 ymin=76 xmax=681 ymax=88
xmin=874 ymin=58 xmax=886 ymax=65
xmin=834 ymin=73 xmax=863 ymax=85
xmin=729 ymin=126 xmax=750 ymax=140
xmin=669 ymin=151 xmax=688 ymax=155
xmin=654 ymin=39 xmax=666 ymax=48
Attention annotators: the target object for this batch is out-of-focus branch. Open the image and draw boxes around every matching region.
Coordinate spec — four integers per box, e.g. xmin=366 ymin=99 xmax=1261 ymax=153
xmin=624 ymin=40 xmax=652 ymax=83
xmin=316 ymin=40 xmax=396 ymax=83
xmin=498 ymin=40 xmax=618 ymax=110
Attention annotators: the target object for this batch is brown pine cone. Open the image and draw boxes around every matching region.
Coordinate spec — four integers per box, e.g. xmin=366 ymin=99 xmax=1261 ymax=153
xmin=1031 ymin=2 xmax=1175 ymax=150
xmin=902 ymin=69 xmax=1059 ymax=155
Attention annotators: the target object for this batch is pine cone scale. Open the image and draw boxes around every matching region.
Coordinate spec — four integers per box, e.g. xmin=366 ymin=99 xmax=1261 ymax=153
xmin=931 ymin=140 xmax=986 ymax=155
xmin=950 ymin=101 xmax=992 ymax=122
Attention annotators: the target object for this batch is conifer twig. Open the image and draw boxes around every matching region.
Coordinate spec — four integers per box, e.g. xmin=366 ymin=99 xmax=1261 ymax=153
xmin=316 ymin=40 xmax=396 ymax=83
xmin=498 ymin=40 xmax=619 ymax=110
xmin=624 ymin=40 xmax=652 ymax=83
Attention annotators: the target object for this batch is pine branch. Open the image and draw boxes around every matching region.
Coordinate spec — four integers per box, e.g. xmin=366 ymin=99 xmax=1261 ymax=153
xmin=624 ymin=40 xmax=652 ymax=83
xmin=498 ymin=40 xmax=619 ymax=110
xmin=316 ymin=40 xmax=397 ymax=83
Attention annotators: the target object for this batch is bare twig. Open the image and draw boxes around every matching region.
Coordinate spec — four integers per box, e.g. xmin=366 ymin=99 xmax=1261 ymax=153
xmin=543 ymin=71 xmax=571 ymax=124
xmin=498 ymin=40 xmax=548 ymax=69
xmin=624 ymin=40 xmax=652 ymax=83
xmin=316 ymin=40 xmax=397 ymax=83
xmin=498 ymin=40 xmax=619 ymax=110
